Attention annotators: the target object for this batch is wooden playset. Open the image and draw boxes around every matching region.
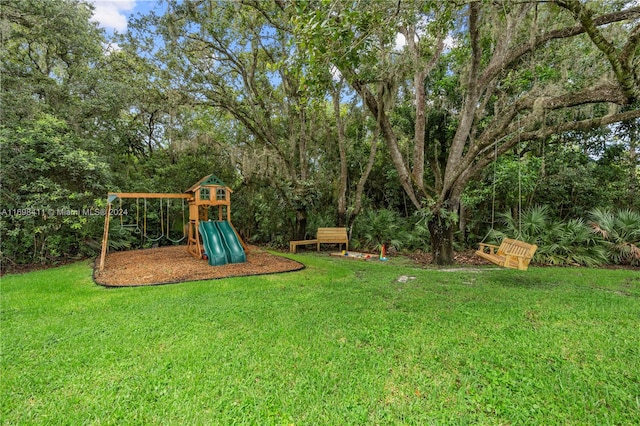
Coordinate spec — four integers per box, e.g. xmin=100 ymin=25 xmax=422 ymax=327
xmin=99 ymin=174 xmax=245 ymax=271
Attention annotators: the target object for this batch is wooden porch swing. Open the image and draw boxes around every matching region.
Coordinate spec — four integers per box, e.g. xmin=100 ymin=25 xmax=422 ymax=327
xmin=475 ymin=123 xmax=538 ymax=271
xmin=476 ymin=238 xmax=538 ymax=271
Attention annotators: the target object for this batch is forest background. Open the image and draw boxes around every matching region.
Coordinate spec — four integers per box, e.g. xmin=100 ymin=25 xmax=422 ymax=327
xmin=1 ymin=0 xmax=639 ymax=270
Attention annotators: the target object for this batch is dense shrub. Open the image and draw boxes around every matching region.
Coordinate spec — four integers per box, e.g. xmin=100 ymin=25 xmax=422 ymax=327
xmin=0 ymin=116 xmax=111 ymax=268
xmin=485 ymin=205 xmax=640 ymax=267
xmin=590 ymin=208 xmax=640 ymax=266
xmin=351 ymin=208 xmax=428 ymax=252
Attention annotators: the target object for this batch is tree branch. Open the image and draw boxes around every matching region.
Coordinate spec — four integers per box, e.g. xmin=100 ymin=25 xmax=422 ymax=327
xmin=350 ymin=77 xmax=423 ymax=209
xmin=554 ymin=0 xmax=640 ymax=100
xmin=480 ymin=6 xmax=640 ymax=86
xmin=467 ymin=108 xmax=640 ymax=183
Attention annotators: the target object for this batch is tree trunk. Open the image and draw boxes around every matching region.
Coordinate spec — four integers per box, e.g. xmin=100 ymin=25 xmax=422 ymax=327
xmin=295 ymin=208 xmax=307 ymax=240
xmin=298 ymin=109 xmax=309 ymax=181
xmin=351 ymin=79 xmax=422 ymax=209
xmin=458 ymin=202 xmax=467 ymax=244
xmin=351 ymin=126 xmax=379 ymax=223
xmin=428 ymin=209 xmax=455 ymax=265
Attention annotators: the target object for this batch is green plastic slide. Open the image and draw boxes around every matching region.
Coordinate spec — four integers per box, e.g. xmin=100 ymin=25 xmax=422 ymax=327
xmin=215 ymin=220 xmax=246 ymax=264
xmin=199 ymin=221 xmax=227 ymax=266
xmin=199 ymin=220 xmax=246 ymax=266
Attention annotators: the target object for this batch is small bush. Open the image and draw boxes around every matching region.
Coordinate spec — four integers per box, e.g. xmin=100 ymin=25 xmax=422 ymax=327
xmin=351 ymin=209 xmax=425 ymax=251
xmin=590 ymin=208 xmax=640 ymax=266
xmin=491 ymin=206 xmax=608 ymax=267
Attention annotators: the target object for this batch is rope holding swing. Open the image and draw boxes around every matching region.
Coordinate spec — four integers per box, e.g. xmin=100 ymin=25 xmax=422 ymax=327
xmin=119 ymin=198 xmax=141 ymax=234
xmin=165 ymin=198 xmax=187 ymax=243
xmin=480 ymin=115 xmax=524 ymax=243
xmin=517 ymin=115 xmax=522 ymax=238
xmin=143 ymin=198 xmax=164 ymax=242
xmin=480 ymin=141 xmax=499 ymax=244
xmin=474 ymin=117 xmax=538 ymax=271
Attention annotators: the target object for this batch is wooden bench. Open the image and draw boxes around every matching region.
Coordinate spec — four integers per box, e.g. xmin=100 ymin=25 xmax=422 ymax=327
xmin=289 ymin=227 xmax=349 ymax=254
xmin=475 ymin=237 xmax=538 ymax=271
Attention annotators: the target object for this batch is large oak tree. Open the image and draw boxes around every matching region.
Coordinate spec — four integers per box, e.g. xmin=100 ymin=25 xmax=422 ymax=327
xmin=292 ymin=0 xmax=640 ymax=264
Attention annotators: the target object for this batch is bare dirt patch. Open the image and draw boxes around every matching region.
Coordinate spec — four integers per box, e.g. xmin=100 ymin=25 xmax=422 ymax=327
xmin=94 ymin=245 xmax=304 ymax=287
xmin=407 ymin=249 xmax=640 ymax=271
xmin=407 ymin=250 xmax=493 ymax=268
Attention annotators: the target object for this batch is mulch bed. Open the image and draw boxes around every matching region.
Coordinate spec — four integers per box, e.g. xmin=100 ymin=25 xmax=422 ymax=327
xmin=93 ymin=245 xmax=304 ymax=287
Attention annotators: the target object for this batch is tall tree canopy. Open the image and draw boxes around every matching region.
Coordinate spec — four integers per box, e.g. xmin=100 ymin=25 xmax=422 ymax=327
xmin=292 ymin=0 xmax=640 ymax=263
xmin=132 ymin=0 xmax=333 ymax=238
xmin=1 ymin=0 xmax=638 ymax=268
xmin=1 ymin=0 xmax=115 ymax=263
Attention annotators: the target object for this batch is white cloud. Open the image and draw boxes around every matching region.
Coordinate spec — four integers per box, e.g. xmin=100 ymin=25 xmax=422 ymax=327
xmin=103 ymin=41 xmax=122 ymax=55
xmin=89 ymin=0 xmax=136 ymax=32
xmin=395 ymin=31 xmax=457 ymax=52
xmin=330 ymin=64 xmax=342 ymax=82
xmin=395 ymin=32 xmax=406 ymax=50
xmin=443 ymin=34 xmax=456 ymax=50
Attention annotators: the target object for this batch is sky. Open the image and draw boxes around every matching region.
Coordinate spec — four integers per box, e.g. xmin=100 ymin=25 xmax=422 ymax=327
xmin=88 ymin=0 xmax=158 ymax=33
xmin=90 ymin=0 xmax=640 ymax=33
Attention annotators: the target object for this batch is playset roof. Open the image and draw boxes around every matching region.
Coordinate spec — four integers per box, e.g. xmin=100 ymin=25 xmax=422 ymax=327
xmin=186 ymin=174 xmax=232 ymax=193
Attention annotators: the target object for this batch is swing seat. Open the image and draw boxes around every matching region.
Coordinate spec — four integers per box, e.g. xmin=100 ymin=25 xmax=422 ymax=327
xmin=476 ymin=238 xmax=538 ymax=271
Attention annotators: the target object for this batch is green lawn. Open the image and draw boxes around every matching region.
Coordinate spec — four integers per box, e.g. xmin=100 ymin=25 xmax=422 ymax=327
xmin=1 ymin=253 xmax=639 ymax=425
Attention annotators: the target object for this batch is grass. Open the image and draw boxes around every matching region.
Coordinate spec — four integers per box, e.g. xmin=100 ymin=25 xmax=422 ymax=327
xmin=1 ymin=253 xmax=639 ymax=425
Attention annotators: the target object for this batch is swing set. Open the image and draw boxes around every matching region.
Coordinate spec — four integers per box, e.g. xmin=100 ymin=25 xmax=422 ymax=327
xmin=116 ymin=197 xmax=188 ymax=243
xmin=99 ymin=174 xmax=246 ymax=271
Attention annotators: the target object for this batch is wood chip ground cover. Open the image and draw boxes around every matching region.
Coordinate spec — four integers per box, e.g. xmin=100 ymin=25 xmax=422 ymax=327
xmin=94 ymin=245 xmax=304 ymax=286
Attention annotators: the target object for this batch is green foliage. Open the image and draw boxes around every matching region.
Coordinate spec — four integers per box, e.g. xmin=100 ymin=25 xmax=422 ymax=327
xmin=2 ymin=0 xmax=638 ymax=269
xmin=351 ymin=208 xmax=423 ymax=251
xmin=465 ymin=138 xmax=637 ymax=247
xmin=0 ymin=0 xmax=105 ymax=125
xmin=532 ymin=144 xmax=632 ymax=217
xmin=490 ymin=206 xmax=608 ymax=267
xmin=463 ymin=153 xmax=541 ymax=218
xmin=535 ymin=218 xmax=608 ymax=267
xmin=0 ymin=116 xmax=112 ymax=267
xmin=590 ymin=208 xmax=640 ymax=266
xmin=415 ymin=201 xmax=459 ymax=228
xmin=233 ymin=182 xmax=292 ymax=247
